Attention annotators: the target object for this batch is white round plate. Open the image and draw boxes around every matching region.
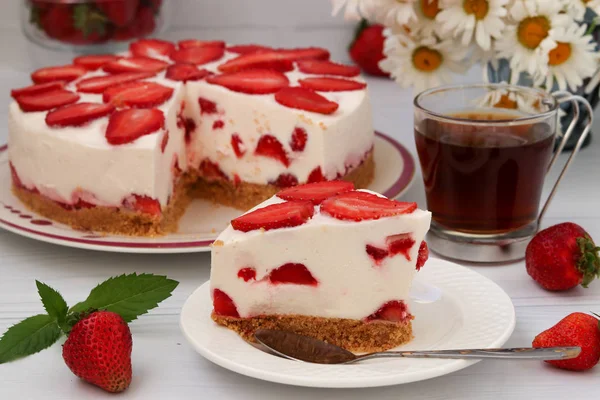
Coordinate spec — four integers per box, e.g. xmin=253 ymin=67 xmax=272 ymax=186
xmin=0 ymin=132 xmax=415 ymax=253
xmin=180 ymin=258 xmax=516 ymax=388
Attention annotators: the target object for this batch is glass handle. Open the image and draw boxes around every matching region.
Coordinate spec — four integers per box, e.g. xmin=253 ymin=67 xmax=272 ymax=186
xmin=537 ymin=93 xmax=593 ymax=226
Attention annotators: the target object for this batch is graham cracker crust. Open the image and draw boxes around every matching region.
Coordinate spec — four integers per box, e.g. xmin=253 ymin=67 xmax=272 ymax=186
xmin=212 ymin=311 xmax=413 ymax=353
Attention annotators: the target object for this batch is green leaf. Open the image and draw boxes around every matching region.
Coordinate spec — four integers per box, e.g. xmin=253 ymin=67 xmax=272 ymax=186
xmin=0 ymin=315 xmax=62 ymax=363
xmin=73 ymin=4 xmax=107 ymax=38
xmin=70 ymin=273 xmax=179 ymax=323
xmin=36 ymin=281 xmax=68 ymax=324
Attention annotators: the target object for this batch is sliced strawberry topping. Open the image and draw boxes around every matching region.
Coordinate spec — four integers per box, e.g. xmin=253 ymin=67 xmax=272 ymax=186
xmin=227 ymin=44 xmax=273 ymax=54
xmin=103 ymin=57 xmax=169 ymax=74
xmin=126 ymin=195 xmax=161 ymax=216
xmin=299 ymin=77 xmax=366 ymax=92
xmin=11 ymin=81 xmax=65 ymax=99
xmin=275 ymin=87 xmax=338 ymax=115
xmin=75 ymin=72 xmax=155 ymax=94
xmin=212 ymin=120 xmax=224 ymax=130
xmin=130 ymin=39 xmax=176 ymax=58
xmin=170 ymin=46 xmax=225 ymax=65
xmin=199 ymin=159 xmax=228 ymax=181
xmin=297 ymin=59 xmax=360 ymax=77
xmin=160 ymin=131 xmax=169 ymax=153
xmin=207 ymin=69 xmax=289 ymax=95
xmin=270 ymin=173 xmax=298 ymax=188
xmin=178 ymin=39 xmax=225 ymax=49
xmin=45 ymin=102 xmax=115 ymax=127
xmin=213 ymin=289 xmax=239 ymax=317
xmin=103 ymin=81 xmax=174 ymax=108
xmin=387 ymin=233 xmax=416 ymax=261
xmin=73 ymin=54 xmax=120 ymax=70
xmin=320 ymin=191 xmax=417 ymax=221
xmin=366 ymin=300 xmax=409 ymax=322
xmin=307 ymin=166 xmax=326 ymax=183
xmin=290 ymin=127 xmax=307 ymax=152
xmin=217 ymin=52 xmax=294 ymax=73
xmin=15 ymin=90 xmax=80 ymax=112
xmin=198 ymin=97 xmax=218 ymax=114
xmin=231 ymin=200 xmax=314 ymax=232
xmin=366 ymin=245 xmax=389 ymax=265
xmin=277 ymin=181 xmax=355 ymax=205
xmin=231 ymin=134 xmax=246 ymax=158
xmin=31 ymin=65 xmax=87 ymax=84
xmin=237 ymin=267 xmax=256 ymax=282
xmin=165 ymin=64 xmax=210 ymax=82
xmin=254 ymin=135 xmax=289 ymax=167
xmin=105 ymin=108 xmax=165 ymax=145
xmin=179 ymin=117 xmax=196 ymax=144
xmin=416 ymin=241 xmax=429 ymax=271
xmin=269 ymin=263 xmax=318 ymax=286
xmin=277 ymin=47 xmax=330 ymax=60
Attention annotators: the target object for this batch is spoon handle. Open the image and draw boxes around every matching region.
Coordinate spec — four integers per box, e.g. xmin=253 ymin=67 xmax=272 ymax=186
xmin=354 ymin=347 xmax=581 ymax=363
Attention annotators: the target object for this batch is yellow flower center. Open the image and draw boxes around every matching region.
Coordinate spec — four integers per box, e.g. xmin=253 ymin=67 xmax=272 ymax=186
xmin=421 ymin=0 xmax=441 ymax=19
xmin=548 ymin=42 xmax=572 ymax=66
xmin=517 ymin=16 xmax=550 ymax=49
xmin=412 ymin=46 xmax=443 ymax=72
xmin=463 ymin=0 xmax=489 ymax=20
xmin=494 ymin=94 xmax=518 ymax=109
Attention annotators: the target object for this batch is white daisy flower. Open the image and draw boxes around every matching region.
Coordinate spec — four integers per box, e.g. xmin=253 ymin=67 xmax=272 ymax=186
xmin=437 ymin=0 xmax=509 ymax=51
xmin=564 ymin=0 xmax=600 ymax=20
xmin=534 ymin=24 xmax=599 ymax=91
xmin=408 ymin=0 xmax=445 ymax=37
xmin=496 ymin=0 xmax=572 ymax=82
xmin=330 ymin=0 xmax=369 ymax=20
xmin=476 ymin=82 xmax=540 ymax=113
xmin=370 ymin=0 xmax=419 ymax=26
xmin=379 ymin=33 xmax=469 ymax=93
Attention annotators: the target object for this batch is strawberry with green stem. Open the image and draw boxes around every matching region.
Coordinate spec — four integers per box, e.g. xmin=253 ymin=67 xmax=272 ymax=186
xmin=0 ymin=274 xmax=178 ymax=393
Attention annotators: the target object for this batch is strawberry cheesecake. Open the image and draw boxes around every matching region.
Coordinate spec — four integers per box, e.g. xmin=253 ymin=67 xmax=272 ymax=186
xmin=210 ymin=182 xmax=431 ymax=352
xmin=8 ymin=39 xmax=374 ymax=235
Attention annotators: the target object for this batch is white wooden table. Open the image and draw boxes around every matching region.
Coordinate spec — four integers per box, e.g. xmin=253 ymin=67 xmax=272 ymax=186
xmin=1 ymin=1 xmax=599 ymax=398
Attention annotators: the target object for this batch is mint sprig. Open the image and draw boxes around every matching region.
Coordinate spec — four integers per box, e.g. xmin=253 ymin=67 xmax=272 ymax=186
xmin=0 ymin=273 xmax=179 ymax=364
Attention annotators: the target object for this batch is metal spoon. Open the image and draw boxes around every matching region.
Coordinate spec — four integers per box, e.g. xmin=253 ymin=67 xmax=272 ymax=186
xmin=254 ymin=329 xmax=581 ymax=365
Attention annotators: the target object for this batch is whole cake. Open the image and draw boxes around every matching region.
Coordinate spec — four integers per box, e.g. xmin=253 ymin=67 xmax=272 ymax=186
xmin=8 ymin=39 xmax=374 ymax=236
xmin=210 ymin=182 xmax=431 ymax=352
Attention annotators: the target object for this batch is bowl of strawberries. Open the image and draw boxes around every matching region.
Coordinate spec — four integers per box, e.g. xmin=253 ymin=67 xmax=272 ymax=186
xmin=22 ymin=0 xmax=167 ymax=52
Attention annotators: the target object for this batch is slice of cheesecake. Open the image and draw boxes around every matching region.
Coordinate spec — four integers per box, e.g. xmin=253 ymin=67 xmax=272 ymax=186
xmin=210 ymin=181 xmax=431 ymax=352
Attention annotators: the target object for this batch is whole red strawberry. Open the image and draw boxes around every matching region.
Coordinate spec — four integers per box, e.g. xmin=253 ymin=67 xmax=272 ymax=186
xmin=532 ymin=312 xmax=600 ymax=371
xmin=526 ymin=222 xmax=600 ymax=291
xmin=349 ymin=21 xmax=389 ymax=77
xmin=95 ymin=0 xmax=139 ymax=27
xmin=40 ymin=5 xmax=77 ymax=40
xmin=62 ymin=311 xmax=132 ymax=393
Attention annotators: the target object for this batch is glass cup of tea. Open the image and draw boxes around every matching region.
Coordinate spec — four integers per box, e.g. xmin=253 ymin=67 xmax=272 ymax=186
xmin=414 ymin=84 xmax=592 ymax=262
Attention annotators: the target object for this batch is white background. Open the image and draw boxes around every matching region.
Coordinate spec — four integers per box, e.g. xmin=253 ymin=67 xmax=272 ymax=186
xmin=1 ymin=1 xmax=600 ymax=399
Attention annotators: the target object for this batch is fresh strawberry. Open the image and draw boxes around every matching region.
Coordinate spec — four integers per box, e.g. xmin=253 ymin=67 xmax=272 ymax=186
xmin=290 ymin=127 xmax=307 ymax=152
xmin=226 ymin=44 xmax=273 ymax=54
xmin=349 ymin=23 xmax=389 ymax=77
xmin=125 ymin=194 xmax=161 ymax=216
xmin=130 ymin=38 xmax=175 ymax=58
xmin=320 ymin=191 xmax=417 ymax=221
xmin=148 ymin=0 xmax=163 ymax=12
xmin=160 ymin=131 xmax=169 ymax=152
xmin=269 ymin=263 xmax=318 ymax=286
xmin=366 ymin=300 xmax=409 ymax=322
xmin=277 ymin=181 xmax=355 ymax=205
xmin=39 ymin=4 xmax=76 ymax=40
xmin=212 ymin=289 xmax=240 ymax=317
xmin=199 ymin=159 xmax=228 ymax=181
xmin=270 ymin=173 xmax=299 ymax=188
xmin=170 ymin=46 xmax=225 ymax=65
xmin=366 ymin=245 xmax=389 ymax=265
xmin=113 ymin=6 xmax=154 ymax=40
xmin=198 ymin=97 xmax=217 ymax=114
xmin=102 ymin=57 xmax=168 ymax=74
xmin=207 ymin=70 xmax=289 ymax=95
xmin=231 ymin=134 xmax=246 ymax=158
xmin=76 ymin=71 xmax=155 ymax=94
xmin=212 ymin=120 xmax=224 ymax=130
xmin=11 ymin=81 xmax=65 ymax=99
xmin=10 ymin=162 xmax=25 ymax=189
xmin=165 ymin=64 xmax=210 ymax=82
xmin=532 ymin=312 xmax=600 ymax=371
xmin=105 ymin=108 xmax=165 ymax=145
xmin=45 ymin=102 xmax=115 ymax=127
xmin=416 ymin=241 xmax=429 ymax=271
xmin=297 ymin=59 xmax=360 ymax=77
xmin=387 ymin=233 xmax=415 ymax=261
xmin=307 ymin=166 xmax=326 ymax=183
xmin=231 ymin=200 xmax=314 ymax=232
xmin=31 ymin=65 xmax=87 ymax=84
xmin=178 ymin=39 xmax=225 ymax=49
xmin=15 ymin=90 xmax=80 ymax=112
xmin=526 ymin=222 xmax=600 ymax=291
xmin=62 ymin=311 xmax=132 ymax=393
xmin=62 ymin=30 xmax=109 ymax=46
xmin=217 ymin=52 xmax=294 ymax=73
xmin=237 ymin=267 xmax=257 ymax=282
xmin=299 ymin=77 xmax=366 ymax=92
xmin=274 ymin=87 xmax=339 ymax=115
xmin=254 ymin=135 xmax=290 ymax=166
xmin=103 ymin=81 xmax=173 ymax=108
xmin=95 ymin=0 xmax=139 ymax=27
xmin=276 ymin=47 xmax=330 ymax=61
xmin=73 ymin=54 xmax=120 ymax=70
